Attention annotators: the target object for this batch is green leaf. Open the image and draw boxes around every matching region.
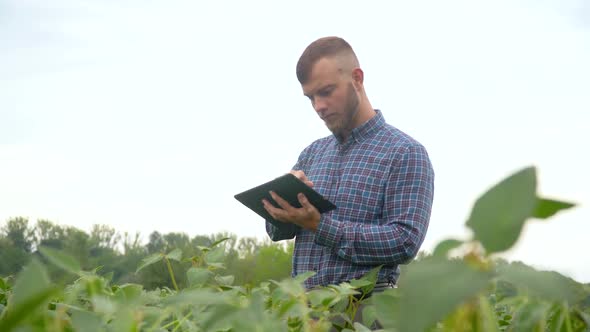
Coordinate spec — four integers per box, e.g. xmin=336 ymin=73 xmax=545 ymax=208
xmin=494 ymin=280 xmax=518 ymax=302
xmin=371 ymin=290 xmax=399 ymax=329
xmin=0 ymin=287 xmax=58 ymax=331
xmin=353 ymin=322 xmax=372 ymax=332
xmin=109 ymin=308 xmax=137 ymax=332
xmin=574 ymin=309 xmax=590 ymax=330
xmin=496 ymin=263 xmax=578 ymax=302
xmin=205 ymin=247 xmax=224 ymax=264
xmin=533 ymin=198 xmax=575 ymax=219
xmin=91 ymin=295 xmax=117 ymax=315
xmin=293 ymin=271 xmax=315 ymax=284
xmin=477 ymin=295 xmax=500 ymax=332
xmin=9 ymin=259 xmax=51 ymax=309
xmin=329 ymin=283 xmax=361 ymax=298
xmin=114 ymin=284 xmax=143 ymax=303
xmin=70 ymin=309 xmax=103 ymax=332
xmin=166 ymin=248 xmax=182 ymax=262
xmin=548 ymin=304 xmax=566 ymax=332
xmin=349 ymin=279 xmax=371 ymax=289
xmin=215 ymin=275 xmax=235 ymax=287
xmin=361 ymin=304 xmax=378 ymax=329
xmin=136 ymin=252 xmax=163 ymax=273
xmin=0 ymin=260 xmax=57 ymax=330
xmin=273 ymin=278 xmax=306 ymax=298
xmin=432 ymin=239 xmax=463 ymax=258
xmin=39 ymin=246 xmax=81 ymax=275
xmin=466 ymin=166 xmax=537 ymax=254
xmin=356 ymin=265 xmax=381 ymax=296
xmin=207 ymin=262 xmax=226 ymax=270
xmin=510 ymin=301 xmax=551 ymax=331
xmin=162 ymin=289 xmax=231 ymax=307
xmin=186 ymin=267 xmax=213 ymax=288
xmin=374 ymin=257 xmax=492 ymax=332
xmin=308 ymin=289 xmax=337 ymax=307
xmin=210 ymin=237 xmax=230 ymax=248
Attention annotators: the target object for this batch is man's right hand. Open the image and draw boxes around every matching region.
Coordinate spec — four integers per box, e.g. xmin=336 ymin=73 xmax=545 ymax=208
xmin=290 ymin=170 xmax=314 ymax=188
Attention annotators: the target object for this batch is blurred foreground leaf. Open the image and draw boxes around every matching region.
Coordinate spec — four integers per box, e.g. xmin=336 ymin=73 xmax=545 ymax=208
xmin=39 ymin=246 xmax=81 ymax=275
xmin=374 ymin=257 xmax=492 ymax=332
xmin=466 ymin=166 xmax=537 ymax=254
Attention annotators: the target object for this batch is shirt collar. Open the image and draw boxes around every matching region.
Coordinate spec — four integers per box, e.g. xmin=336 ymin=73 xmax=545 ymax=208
xmin=348 ymin=109 xmax=385 ymax=144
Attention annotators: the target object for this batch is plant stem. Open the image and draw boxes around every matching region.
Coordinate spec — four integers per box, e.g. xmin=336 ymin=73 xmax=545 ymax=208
xmin=563 ymin=302 xmax=573 ymax=332
xmin=171 ymin=312 xmax=193 ymax=332
xmin=165 ymin=257 xmax=179 ymax=292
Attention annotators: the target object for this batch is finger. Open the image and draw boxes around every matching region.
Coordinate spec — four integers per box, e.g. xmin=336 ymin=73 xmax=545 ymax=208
xmin=289 ymin=170 xmax=304 ymax=178
xmin=290 ymin=170 xmax=314 ymax=187
xmin=297 ymin=193 xmax=316 ymax=212
xmin=269 ymin=191 xmax=294 ymax=211
xmin=262 ymin=199 xmax=286 ymax=221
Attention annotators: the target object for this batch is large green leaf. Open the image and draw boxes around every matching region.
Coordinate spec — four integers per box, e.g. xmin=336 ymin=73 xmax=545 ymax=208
xmin=373 ymin=257 xmax=492 ymax=332
xmin=0 ymin=260 xmax=58 ymax=331
xmin=165 ymin=248 xmax=182 ymax=262
xmin=136 ymin=253 xmax=163 ymax=273
xmin=496 ymin=263 xmax=578 ymax=303
xmin=432 ymin=238 xmax=464 ymax=258
xmin=574 ymin=309 xmax=590 ymax=330
xmin=70 ymin=309 xmax=103 ymax=332
xmin=533 ymin=198 xmax=575 ymax=219
xmin=8 ymin=259 xmax=51 ymax=309
xmin=204 ymin=246 xmax=224 ymax=264
xmin=113 ymin=284 xmax=143 ymax=304
xmin=466 ymin=166 xmax=537 ymax=254
xmin=186 ymin=267 xmax=213 ymax=288
xmin=349 ymin=265 xmax=382 ymax=300
xmin=308 ymin=288 xmax=338 ymax=308
xmin=162 ymin=289 xmax=231 ymax=307
xmin=510 ymin=301 xmax=551 ymax=331
xmin=0 ymin=287 xmax=58 ymax=331
xmin=39 ymin=246 xmax=81 ymax=275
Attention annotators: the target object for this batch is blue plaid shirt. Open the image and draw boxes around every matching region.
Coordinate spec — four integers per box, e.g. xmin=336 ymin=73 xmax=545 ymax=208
xmin=266 ymin=110 xmax=434 ymax=289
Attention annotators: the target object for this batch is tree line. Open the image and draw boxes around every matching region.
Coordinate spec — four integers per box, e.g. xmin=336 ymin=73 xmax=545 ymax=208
xmin=0 ymin=217 xmax=293 ymax=289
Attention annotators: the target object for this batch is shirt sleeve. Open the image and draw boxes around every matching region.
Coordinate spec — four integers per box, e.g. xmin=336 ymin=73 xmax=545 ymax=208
xmin=313 ymin=143 xmax=435 ymax=265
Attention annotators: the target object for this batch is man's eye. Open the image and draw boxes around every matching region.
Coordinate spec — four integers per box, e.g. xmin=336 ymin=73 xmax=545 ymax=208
xmin=318 ymin=88 xmax=333 ymax=97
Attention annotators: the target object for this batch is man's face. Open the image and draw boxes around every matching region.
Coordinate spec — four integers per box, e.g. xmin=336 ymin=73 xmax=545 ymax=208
xmin=302 ymin=57 xmax=360 ymax=140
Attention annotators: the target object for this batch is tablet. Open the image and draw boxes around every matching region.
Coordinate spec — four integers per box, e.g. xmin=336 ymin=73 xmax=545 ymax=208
xmin=234 ymin=173 xmax=337 ymax=223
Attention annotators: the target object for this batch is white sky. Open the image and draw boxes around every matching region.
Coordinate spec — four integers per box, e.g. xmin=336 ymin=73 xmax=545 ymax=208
xmin=1 ymin=0 xmax=589 ymax=282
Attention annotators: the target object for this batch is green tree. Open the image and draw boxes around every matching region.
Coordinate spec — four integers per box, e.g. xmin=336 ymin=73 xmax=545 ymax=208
xmin=1 ymin=217 xmax=36 ymax=253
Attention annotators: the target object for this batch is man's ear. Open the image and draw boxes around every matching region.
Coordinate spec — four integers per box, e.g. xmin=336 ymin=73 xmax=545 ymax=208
xmin=352 ymin=68 xmax=364 ymax=88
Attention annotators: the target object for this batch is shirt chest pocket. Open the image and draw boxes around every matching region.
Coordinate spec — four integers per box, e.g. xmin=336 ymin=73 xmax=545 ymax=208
xmin=339 ymin=174 xmax=384 ymax=219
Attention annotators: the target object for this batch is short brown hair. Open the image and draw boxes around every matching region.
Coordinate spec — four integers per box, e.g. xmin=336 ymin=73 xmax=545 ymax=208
xmin=296 ymin=36 xmax=358 ymax=84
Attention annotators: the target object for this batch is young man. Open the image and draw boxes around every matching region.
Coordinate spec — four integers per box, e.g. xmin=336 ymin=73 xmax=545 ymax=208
xmin=262 ymin=36 xmax=435 ymax=291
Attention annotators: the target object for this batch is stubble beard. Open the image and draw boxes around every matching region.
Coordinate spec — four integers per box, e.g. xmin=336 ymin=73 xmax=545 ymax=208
xmin=329 ymin=82 xmax=360 ymax=142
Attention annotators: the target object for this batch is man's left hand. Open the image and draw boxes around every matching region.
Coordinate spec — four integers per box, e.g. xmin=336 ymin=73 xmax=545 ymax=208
xmin=262 ymin=191 xmax=321 ymax=232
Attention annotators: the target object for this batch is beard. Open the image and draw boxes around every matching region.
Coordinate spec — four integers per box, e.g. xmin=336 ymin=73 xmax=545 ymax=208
xmin=327 ymin=82 xmax=360 ymax=142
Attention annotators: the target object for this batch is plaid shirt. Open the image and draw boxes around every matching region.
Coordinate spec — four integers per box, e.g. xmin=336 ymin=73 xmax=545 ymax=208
xmin=266 ymin=110 xmax=434 ymax=289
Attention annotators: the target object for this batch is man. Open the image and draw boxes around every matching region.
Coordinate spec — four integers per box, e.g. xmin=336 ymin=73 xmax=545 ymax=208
xmin=262 ymin=36 xmax=434 ymax=292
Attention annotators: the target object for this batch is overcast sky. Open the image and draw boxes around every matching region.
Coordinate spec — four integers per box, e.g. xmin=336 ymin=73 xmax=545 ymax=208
xmin=1 ymin=0 xmax=589 ymax=282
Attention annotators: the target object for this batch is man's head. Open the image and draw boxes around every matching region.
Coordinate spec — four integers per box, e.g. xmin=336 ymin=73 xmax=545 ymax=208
xmin=296 ymin=37 xmax=374 ymax=141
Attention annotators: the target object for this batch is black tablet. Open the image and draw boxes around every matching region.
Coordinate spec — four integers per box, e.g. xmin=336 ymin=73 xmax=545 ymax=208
xmin=234 ymin=173 xmax=337 ymax=223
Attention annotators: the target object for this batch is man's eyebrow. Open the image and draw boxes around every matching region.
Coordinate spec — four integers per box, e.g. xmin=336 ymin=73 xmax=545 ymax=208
xmin=304 ymin=84 xmax=334 ymax=98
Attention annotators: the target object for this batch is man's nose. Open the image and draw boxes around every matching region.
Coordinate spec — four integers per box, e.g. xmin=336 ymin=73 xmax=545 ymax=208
xmin=313 ymin=97 xmax=328 ymax=114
